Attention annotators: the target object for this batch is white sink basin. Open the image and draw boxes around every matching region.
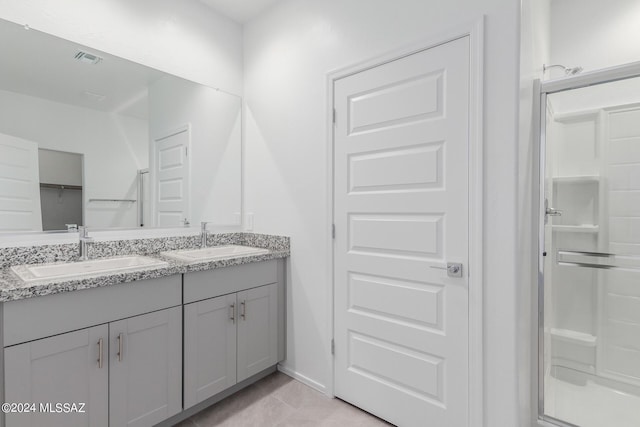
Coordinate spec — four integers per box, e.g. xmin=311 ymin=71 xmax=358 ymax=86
xmin=161 ymin=245 xmax=269 ymax=263
xmin=11 ymin=256 xmax=168 ymax=282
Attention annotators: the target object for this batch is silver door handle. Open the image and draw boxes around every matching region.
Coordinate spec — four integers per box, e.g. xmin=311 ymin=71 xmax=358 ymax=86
xmin=545 ymin=207 xmax=562 ymax=216
xmin=430 ymin=263 xmax=463 ymax=277
xmin=230 ymin=303 xmax=236 ymax=323
xmin=240 ymin=300 xmax=246 ymax=320
xmin=97 ymin=338 xmax=104 ymax=369
xmin=117 ymin=333 xmax=123 ymax=362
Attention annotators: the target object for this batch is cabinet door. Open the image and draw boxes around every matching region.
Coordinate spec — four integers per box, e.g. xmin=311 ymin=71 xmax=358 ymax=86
xmin=184 ymin=294 xmax=237 ymax=409
xmin=237 ymin=283 xmax=278 ymax=382
xmin=4 ymin=324 xmax=108 ymax=427
xmin=109 ymin=307 xmax=182 ymax=427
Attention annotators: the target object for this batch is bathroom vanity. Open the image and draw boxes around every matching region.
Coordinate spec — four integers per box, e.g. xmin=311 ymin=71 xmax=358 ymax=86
xmin=0 ymin=233 xmax=289 ymax=427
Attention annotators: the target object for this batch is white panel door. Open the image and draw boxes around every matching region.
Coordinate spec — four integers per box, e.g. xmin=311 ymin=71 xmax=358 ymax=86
xmin=0 ymin=133 xmax=42 ymax=231
xmin=152 ymin=128 xmax=190 ymax=227
xmin=334 ymin=37 xmax=470 ymax=427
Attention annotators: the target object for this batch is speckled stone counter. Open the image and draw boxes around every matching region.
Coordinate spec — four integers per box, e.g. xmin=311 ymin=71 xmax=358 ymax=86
xmin=0 ymin=233 xmax=289 ymax=302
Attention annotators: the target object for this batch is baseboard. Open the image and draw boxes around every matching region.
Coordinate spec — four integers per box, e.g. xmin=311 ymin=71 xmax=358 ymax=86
xmin=277 ymin=363 xmax=328 ymax=395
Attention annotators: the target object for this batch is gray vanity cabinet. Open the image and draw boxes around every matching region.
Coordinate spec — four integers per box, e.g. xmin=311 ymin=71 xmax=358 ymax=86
xmin=3 ymin=307 xmax=182 ymax=427
xmin=4 ymin=325 xmax=109 ymax=427
xmin=109 ymin=306 xmax=182 ymax=427
xmin=2 ymin=275 xmax=183 ymax=427
xmin=183 ymin=261 xmax=281 ymax=410
xmin=236 ymin=284 xmax=278 ymax=382
xmin=184 ymin=294 xmax=237 ymax=408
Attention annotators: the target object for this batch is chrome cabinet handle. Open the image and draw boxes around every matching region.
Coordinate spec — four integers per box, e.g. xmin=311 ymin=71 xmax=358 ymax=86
xmin=117 ymin=333 xmax=123 ymax=362
xmin=240 ymin=300 xmax=246 ymax=320
xmin=97 ymin=338 xmax=104 ymax=369
xmin=230 ymin=303 xmax=236 ymax=323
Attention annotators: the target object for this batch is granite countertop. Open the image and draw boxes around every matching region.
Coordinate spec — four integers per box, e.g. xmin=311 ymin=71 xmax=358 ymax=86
xmin=0 ymin=233 xmax=289 ymax=303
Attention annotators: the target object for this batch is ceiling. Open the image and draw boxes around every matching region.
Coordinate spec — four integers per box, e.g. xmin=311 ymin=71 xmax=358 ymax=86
xmin=198 ymin=0 xmax=282 ymax=23
xmin=0 ymin=19 xmax=166 ymax=119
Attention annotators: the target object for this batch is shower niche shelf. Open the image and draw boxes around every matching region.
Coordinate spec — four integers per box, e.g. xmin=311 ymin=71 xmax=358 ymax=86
xmin=550 ymin=174 xmax=601 ymax=232
xmin=552 ymin=175 xmax=601 ymax=184
xmin=551 ymin=225 xmax=599 ymax=233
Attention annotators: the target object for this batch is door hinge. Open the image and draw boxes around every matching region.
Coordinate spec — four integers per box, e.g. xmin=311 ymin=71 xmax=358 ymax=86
xmin=332 ymin=108 xmax=336 ymax=125
xmin=332 ymin=224 xmax=335 ymax=239
xmin=331 ymin=339 xmax=335 ymax=355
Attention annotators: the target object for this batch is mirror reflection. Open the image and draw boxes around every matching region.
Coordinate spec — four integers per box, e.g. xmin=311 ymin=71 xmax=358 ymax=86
xmin=0 ymin=18 xmax=241 ymax=232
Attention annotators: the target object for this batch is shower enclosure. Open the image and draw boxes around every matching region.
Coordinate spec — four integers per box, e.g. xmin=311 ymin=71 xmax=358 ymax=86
xmin=538 ymin=65 xmax=640 ymax=427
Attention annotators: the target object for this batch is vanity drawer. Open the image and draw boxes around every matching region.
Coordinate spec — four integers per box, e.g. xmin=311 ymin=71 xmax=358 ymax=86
xmin=3 ymin=275 xmax=181 ymax=347
xmin=183 ymin=260 xmax=277 ymax=304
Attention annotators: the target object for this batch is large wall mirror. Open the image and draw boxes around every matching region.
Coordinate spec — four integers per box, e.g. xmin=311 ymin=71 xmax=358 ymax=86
xmin=0 ymin=18 xmax=242 ymax=232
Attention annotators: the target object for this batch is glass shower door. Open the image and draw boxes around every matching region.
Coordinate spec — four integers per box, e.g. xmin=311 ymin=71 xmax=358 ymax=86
xmin=541 ymin=76 xmax=640 ymax=427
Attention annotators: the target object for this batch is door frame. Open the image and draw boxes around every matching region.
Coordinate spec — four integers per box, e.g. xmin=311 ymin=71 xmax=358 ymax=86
xmin=326 ymin=17 xmax=485 ymax=426
xmin=535 ymin=60 xmax=640 ymax=427
xmin=149 ymin=124 xmax=192 ymax=227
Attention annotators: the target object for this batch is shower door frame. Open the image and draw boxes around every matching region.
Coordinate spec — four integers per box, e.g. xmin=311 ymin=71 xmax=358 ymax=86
xmin=536 ymin=60 xmax=640 ymax=427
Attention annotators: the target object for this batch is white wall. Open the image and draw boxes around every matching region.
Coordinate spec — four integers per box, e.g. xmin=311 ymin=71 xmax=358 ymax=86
xmin=38 ymin=149 xmax=82 ymax=186
xmin=550 ymin=0 xmax=640 ymax=74
xmin=148 ymin=77 xmax=242 ymax=227
xmin=244 ymin=0 xmax=521 ymax=425
xmin=0 ymin=0 xmax=243 ymax=94
xmin=0 ymin=89 xmax=146 ymax=228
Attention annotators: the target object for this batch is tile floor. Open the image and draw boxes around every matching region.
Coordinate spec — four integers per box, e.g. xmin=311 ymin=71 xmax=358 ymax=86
xmin=176 ymin=371 xmax=394 ymax=426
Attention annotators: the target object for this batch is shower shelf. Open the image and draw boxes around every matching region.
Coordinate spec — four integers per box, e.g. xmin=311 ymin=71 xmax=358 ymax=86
xmin=551 ymin=225 xmax=599 ymax=233
xmin=552 ymin=175 xmax=600 ymax=183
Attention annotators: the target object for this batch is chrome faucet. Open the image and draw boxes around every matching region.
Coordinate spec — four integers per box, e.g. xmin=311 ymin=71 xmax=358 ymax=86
xmin=78 ymin=226 xmax=94 ymax=261
xmin=201 ymin=222 xmax=208 ymax=248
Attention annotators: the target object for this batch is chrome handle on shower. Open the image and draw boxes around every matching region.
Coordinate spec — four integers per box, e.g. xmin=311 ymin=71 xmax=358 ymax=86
xmin=544 ymin=199 xmax=562 ymax=223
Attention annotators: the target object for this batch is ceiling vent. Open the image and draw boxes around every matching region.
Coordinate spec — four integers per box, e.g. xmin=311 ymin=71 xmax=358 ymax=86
xmin=74 ymin=50 xmax=102 ymax=65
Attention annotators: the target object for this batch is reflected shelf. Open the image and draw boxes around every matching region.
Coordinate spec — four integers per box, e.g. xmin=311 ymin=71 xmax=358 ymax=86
xmin=552 ymin=175 xmax=601 ymax=183
xmin=551 ymin=224 xmax=599 ymax=233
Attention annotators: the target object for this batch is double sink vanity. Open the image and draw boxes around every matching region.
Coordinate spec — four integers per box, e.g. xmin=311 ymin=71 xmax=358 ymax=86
xmin=0 ymin=230 xmax=289 ymax=427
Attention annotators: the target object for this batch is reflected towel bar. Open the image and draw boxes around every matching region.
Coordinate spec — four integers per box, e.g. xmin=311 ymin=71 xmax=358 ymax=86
xmin=89 ymin=199 xmax=136 ymax=203
xmin=40 ymin=183 xmax=82 ymax=191
xmin=557 ymin=250 xmax=640 ymax=272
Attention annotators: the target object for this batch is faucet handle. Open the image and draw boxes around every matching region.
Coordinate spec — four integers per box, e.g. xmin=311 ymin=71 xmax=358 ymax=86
xmin=78 ymin=226 xmax=90 ymax=239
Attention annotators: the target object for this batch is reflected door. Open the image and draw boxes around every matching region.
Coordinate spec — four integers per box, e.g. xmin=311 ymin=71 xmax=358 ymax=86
xmin=0 ymin=133 xmax=42 ymax=231
xmin=542 ymin=78 xmax=640 ymax=427
xmin=151 ymin=127 xmax=190 ymax=227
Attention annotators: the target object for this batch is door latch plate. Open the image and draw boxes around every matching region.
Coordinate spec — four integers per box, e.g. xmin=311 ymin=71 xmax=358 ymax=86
xmin=447 ymin=263 xmax=463 ymax=278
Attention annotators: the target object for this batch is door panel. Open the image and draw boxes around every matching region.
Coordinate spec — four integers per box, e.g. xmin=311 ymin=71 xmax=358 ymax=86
xmin=109 ymin=307 xmax=182 ymax=427
xmin=237 ymin=284 xmax=278 ymax=382
xmin=184 ymin=294 xmax=237 ymax=409
xmin=542 ymin=83 xmax=640 ymax=426
xmin=334 ymin=37 xmax=470 ymax=427
xmin=4 ymin=325 xmax=108 ymax=427
xmin=152 ymin=128 xmax=189 ymax=227
xmin=0 ymin=133 xmax=42 ymax=231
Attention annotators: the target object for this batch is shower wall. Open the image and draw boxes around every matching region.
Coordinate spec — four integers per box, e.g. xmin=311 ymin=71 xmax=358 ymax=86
xmin=547 ymin=98 xmax=640 ymax=387
xmin=601 ymin=106 xmax=640 ymax=384
xmin=546 ymin=107 xmax=600 ymax=374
